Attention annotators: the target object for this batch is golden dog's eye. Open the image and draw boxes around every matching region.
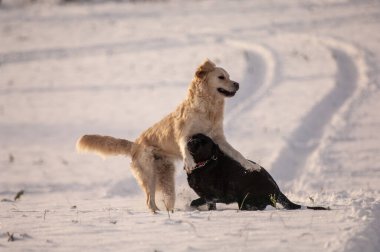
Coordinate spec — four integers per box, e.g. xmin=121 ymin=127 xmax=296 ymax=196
xmin=218 ymin=76 xmax=225 ymax=80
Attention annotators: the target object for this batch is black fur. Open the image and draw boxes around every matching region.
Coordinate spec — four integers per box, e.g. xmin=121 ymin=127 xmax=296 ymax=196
xmin=186 ymin=134 xmax=329 ymax=211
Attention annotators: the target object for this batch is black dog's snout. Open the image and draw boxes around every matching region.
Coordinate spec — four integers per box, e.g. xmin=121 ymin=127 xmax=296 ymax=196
xmin=233 ymin=82 xmax=239 ymax=90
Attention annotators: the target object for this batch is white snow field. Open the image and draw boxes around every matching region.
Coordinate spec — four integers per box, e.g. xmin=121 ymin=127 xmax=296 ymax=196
xmin=1 ymin=0 xmax=380 ymax=251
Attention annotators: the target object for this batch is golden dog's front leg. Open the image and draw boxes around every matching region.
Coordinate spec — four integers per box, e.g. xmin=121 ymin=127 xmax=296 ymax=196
xmin=179 ymin=136 xmax=196 ymax=171
xmin=213 ymin=135 xmax=261 ymax=172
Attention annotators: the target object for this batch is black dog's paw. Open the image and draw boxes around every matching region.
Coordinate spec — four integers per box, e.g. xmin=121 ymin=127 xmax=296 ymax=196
xmin=207 ymin=202 xmax=216 ymax=211
xmin=190 ymin=198 xmax=217 ymax=210
xmin=190 ymin=198 xmax=207 ymax=207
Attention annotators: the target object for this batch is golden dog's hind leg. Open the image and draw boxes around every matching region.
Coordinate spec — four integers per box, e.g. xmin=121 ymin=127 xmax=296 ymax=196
xmin=130 ymin=151 xmax=160 ymax=212
xmin=131 ymin=163 xmax=159 ymax=212
xmin=155 ymin=158 xmax=176 ymax=212
xmin=146 ymin=179 xmax=159 ymax=212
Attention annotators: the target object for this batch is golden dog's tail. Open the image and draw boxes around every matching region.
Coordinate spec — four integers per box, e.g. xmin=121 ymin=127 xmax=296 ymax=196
xmin=76 ymin=135 xmax=134 ymax=157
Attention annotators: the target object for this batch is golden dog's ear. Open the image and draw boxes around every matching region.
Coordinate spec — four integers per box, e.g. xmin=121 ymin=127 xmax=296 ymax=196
xmin=195 ymin=59 xmax=216 ymax=79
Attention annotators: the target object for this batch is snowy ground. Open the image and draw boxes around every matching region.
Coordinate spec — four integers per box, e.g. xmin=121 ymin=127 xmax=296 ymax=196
xmin=1 ymin=0 xmax=380 ymax=251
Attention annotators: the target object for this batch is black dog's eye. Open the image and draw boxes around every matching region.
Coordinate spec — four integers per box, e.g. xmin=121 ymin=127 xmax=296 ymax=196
xmin=218 ymin=76 xmax=225 ymax=80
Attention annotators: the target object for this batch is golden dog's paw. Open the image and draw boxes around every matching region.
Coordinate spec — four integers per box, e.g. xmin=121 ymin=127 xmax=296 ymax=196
xmin=245 ymin=161 xmax=261 ymax=172
xmin=184 ymin=157 xmax=196 ymax=171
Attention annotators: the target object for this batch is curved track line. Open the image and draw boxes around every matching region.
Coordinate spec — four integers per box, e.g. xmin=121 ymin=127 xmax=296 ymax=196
xmin=292 ymin=39 xmax=371 ymax=193
xmin=0 ymin=81 xmax=181 ymax=95
xmin=0 ymin=38 xmax=183 ymax=65
xmin=224 ymin=40 xmax=276 ymax=127
xmin=270 ymin=37 xmax=368 ymax=187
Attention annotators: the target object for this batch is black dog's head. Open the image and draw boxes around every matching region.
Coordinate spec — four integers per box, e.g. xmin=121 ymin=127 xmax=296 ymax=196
xmin=187 ymin=134 xmax=217 ymax=163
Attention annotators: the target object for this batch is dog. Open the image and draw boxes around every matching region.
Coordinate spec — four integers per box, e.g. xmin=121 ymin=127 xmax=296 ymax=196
xmin=186 ymin=134 xmax=329 ymax=211
xmin=77 ymin=60 xmax=260 ymax=212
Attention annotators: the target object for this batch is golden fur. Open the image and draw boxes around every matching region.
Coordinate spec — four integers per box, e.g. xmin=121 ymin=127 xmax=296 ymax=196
xmin=77 ymin=59 xmax=260 ymax=212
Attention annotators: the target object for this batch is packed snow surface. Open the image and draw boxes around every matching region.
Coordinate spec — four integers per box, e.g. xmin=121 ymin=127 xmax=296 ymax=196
xmin=1 ymin=0 xmax=380 ymax=251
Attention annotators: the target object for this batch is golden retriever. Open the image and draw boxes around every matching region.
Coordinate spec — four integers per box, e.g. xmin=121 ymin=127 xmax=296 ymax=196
xmin=77 ymin=59 xmax=260 ymax=212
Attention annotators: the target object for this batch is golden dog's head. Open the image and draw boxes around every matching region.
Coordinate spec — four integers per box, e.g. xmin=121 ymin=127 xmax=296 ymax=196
xmin=195 ymin=59 xmax=239 ymax=98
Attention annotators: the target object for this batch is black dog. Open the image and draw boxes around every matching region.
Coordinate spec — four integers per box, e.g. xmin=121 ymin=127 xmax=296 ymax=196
xmin=186 ymin=134 xmax=328 ymax=211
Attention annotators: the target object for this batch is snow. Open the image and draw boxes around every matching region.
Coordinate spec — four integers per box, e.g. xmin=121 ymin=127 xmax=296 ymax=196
xmin=1 ymin=0 xmax=380 ymax=251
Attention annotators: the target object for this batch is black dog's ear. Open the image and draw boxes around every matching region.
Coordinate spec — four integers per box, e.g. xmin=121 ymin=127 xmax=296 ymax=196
xmin=195 ymin=59 xmax=216 ymax=79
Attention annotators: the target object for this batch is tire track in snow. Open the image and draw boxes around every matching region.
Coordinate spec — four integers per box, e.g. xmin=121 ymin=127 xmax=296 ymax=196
xmin=0 ymin=38 xmax=184 ymax=65
xmin=0 ymin=81 xmax=182 ymax=95
xmin=270 ymin=38 xmax=367 ymax=186
xmin=224 ymin=40 xmax=276 ymax=127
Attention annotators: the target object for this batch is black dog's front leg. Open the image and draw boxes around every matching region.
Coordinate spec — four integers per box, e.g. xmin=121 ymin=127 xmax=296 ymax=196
xmin=190 ymin=198 xmax=217 ymax=210
xmin=190 ymin=197 xmax=207 ymax=207
xmin=207 ymin=202 xmax=216 ymax=210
